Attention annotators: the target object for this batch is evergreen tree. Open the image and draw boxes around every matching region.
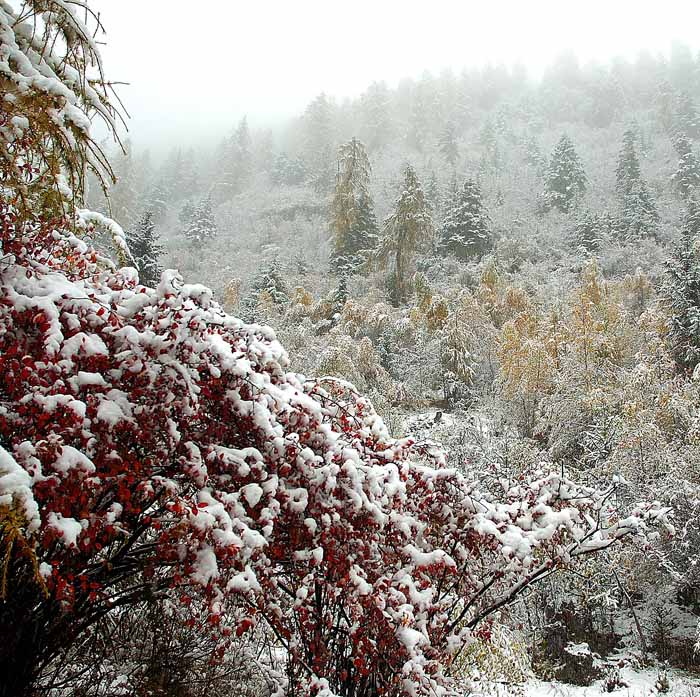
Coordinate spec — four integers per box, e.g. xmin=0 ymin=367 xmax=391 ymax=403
xmin=127 ymin=211 xmax=163 ymax=286
xmin=145 ymin=180 xmax=169 ymax=223
xmin=663 ymin=201 xmax=700 ymax=373
xmin=177 ymin=199 xmax=196 ymax=234
xmin=570 ymin=210 xmax=622 ymax=252
xmin=619 ymin=178 xmax=659 ymax=240
xmin=271 ymin=153 xmax=307 ymax=186
xmin=184 ymin=196 xmax=217 ymax=246
xmin=544 ymin=134 xmax=587 ymax=212
xmin=674 ymin=91 xmax=700 ymax=139
xmin=439 ymin=179 xmax=492 ymax=260
xmin=241 ymin=258 xmax=289 ymax=321
xmin=615 ymin=129 xmax=642 ymax=197
xmin=359 ymin=81 xmax=393 ymax=151
xmin=672 ymin=133 xmax=700 ymax=198
xmin=330 ymin=193 xmax=378 ymax=275
xmin=438 ymin=122 xmax=459 ymax=166
xmin=377 ymin=164 xmax=434 ymax=305
xmin=302 ymin=93 xmax=336 ymax=192
xmin=615 ymin=129 xmax=659 ymax=239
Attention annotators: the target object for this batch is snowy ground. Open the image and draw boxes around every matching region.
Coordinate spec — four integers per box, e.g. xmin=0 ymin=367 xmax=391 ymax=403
xmin=469 ymin=668 xmax=700 ymax=697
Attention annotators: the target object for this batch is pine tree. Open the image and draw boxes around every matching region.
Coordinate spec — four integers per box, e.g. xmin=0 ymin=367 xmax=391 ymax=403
xmin=127 ymin=211 xmax=163 ymax=286
xmin=439 ymin=179 xmax=492 ymax=260
xmin=331 ymin=193 xmax=378 ymax=276
xmin=663 ymin=201 xmax=700 ymax=373
xmin=672 ymin=133 xmax=700 ymax=198
xmin=228 ymin=117 xmax=253 ymax=193
xmin=271 ymin=153 xmax=307 ymax=186
xmin=145 ymin=180 xmax=169 ymax=223
xmin=329 ymin=138 xmax=377 ymax=275
xmin=544 ymin=134 xmax=587 ymax=212
xmin=439 ymin=122 xmax=459 ymax=166
xmin=569 ymin=210 xmax=618 ymax=252
xmin=360 ymin=81 xmax=393 ymax=151
xmin=377 ymin=164 xmax=434 ymax=305
xmin=674 ymin=91 xmax=700 ymax=139
xmin=184 ymin=196 xmax=217 ymax=246
xmin=241 ymin=258 xmax=289 ymax=321
xmin=615 ymin=129 xmax=642 ymax=197
xmin=620 ymin=178 xmax=659 ymax=240
xmin=302 ymin=93 xmax=335 ymax=192
xmin=615 ymin=129 xmax=659 ymax=239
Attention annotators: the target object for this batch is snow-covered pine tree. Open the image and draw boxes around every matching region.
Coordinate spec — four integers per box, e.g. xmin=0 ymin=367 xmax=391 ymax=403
xmin=615 ymin=129 xmax=659 ymax=239
xmin=184 ymin=196 xmax=217 ymax=246
xmin=377 ymin=164 xmax=434 ymax=305
xmin=126 ymin=211 xmax=163 ymax=286
xmin=270 ymin=152 xmax=307 ymax=186
xmin=544 ymin=134 xmax=587 ymax=212
xmin=674 ymin=91 xmax=700 ymax=140
xmin=302 ymin=92 xmax=336 ymax=192
xmin=672 ymin=133 xmax=700 ymax=198
xmin=241 ymin=258 xmax=289 ymax=320
xmin=663 ymin=200 xmax=700 ymax=373
xmin=439 ymin=121 xmax=459 ymax=166
xmin=569 ymin=210 xmax=618 ymax=252
xmin=439 ymin=178 xmax=492 ymax=260
xmin=615 ymin=129 xmax=642 ymax=197
xmin=145 ymin=180 xmax=169 ymax=223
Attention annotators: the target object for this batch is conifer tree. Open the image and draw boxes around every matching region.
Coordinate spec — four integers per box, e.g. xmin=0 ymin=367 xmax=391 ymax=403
xmin=663 ymin=201 xmax=700 ymax=373
xmin=377 ymin=164 xmax=433 ymax=305
xmin=360 ymin=81 xmax=393 ymax=151
xmin=145 ymin=180 xmax=169 ymax=223
xmin=241 ymin=258 xmax=289 ymax=320
xmin=127 ymin=211 xmax=163 ymax=286
xmin=439 ymin=121 xmax=459 ymax=166
xmin=615 ymin=129 xmax=659 ymax=239
xmin=439 ymin=179 xmax=492 ymax=260
xmin=672 ymin=133 xmax=700 ymax=198
xmin=226 ymin=117 xmax=252 ymax=194
xmin=615 ymin=129 xmax=642 ymax=197
xmin=302 ymin=93 xmax=335 ymax=192
xmin=184 ymin=195 xmax=217 ymax=246
xmin=674 ymin=91 xmax=700 ymax=139
xmin=544 ymin=134 xmax=587 ymax=212
xmin=329 ymin=138 xmax=377 ymax=274
xmin=569 ymin=210 xmax=618 ymax=252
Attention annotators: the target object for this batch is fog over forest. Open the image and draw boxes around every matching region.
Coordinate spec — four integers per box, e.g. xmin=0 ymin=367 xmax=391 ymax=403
xmin=5 ymin=2 xmax=700 ymax=696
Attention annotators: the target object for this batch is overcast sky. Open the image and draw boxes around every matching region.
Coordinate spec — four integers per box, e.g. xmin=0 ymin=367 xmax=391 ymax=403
xmin=90 ymin=0 xmax=700 ymax=148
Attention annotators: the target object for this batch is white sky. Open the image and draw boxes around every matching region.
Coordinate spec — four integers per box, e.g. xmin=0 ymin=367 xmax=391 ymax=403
xmin=89 ymin=0 xmax=700 ymax=148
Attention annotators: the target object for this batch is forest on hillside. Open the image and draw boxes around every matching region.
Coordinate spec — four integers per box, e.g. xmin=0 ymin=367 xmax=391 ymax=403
xmin=3 ymin=1 xmax=700 ymax=696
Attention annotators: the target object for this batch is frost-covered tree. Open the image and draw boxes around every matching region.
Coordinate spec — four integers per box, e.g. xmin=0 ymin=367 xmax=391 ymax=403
xmin=359 ymin=80 xmax=393 ymax=151
xmin=126 ymin=211 xmax=163 ymax=286
xmin=615 ymin=129 xmax=642 ymax=197
xmin=184 ymin=195 xmax=217 ymax=246
xmin=241 ymin=257 xmax=289 ymax=321
xmin=544 ymin=134 xmax=587 ymax=212
xmin=144 ymin=179 xmax=169 ymax=223
xmin=302 ymin=92 xmax=336 ymax=191
xmin=221 ymin=116 xmax=252 ymax=197
xmin=439 ymin=178 xmax=492 ymax=260
xmin=329 ymin=138 xmax=377 ymax=274
xmin=270 ymin=152 xmax=307 ymax=186
xmin=674 ymin=91 xmax=700 ymax=139
xmin=439 ymin=121 xmax=459 ymax=166
xmin=662 ymin=202 xmax=700 ymax=373
xmin=377 ymin=164 xmax=434 ymax=305
xmin=672 ymin=133 xmax=700 ymax=198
